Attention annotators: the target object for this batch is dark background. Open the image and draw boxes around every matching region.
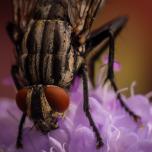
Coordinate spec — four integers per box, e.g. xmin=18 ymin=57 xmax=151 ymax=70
xmin=0 ymin=0 xmax=152 ymax=99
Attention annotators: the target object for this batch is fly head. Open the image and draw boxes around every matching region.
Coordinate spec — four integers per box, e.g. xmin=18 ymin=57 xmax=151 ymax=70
xmin=16 ymin=85 xmax=69 ymax=133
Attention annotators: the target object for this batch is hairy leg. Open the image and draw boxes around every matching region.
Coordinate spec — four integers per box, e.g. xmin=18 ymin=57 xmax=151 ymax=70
xmin=85 ymin=16 xmax=140 ymax=121
xmin=81 ymin=64 xmax=103 ymax=148
xmin=104 ymin=30 xmax=140 ymax=122
xmin=16 ymin=113 xmax=26 ymax=148
xmin=85 ymin=16 xmax=128 ymax=86
xmin=11 ymin=65 xmax=26 ymax=148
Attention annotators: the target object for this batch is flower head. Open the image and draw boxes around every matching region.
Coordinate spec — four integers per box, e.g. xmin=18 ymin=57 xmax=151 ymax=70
xmin=0 ymin=67 xmax=152 ymax=152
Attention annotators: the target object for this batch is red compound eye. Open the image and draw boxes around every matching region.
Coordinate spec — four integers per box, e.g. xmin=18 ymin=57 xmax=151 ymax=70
xmin=44 ymin=86 xmax=69 ymax=113
xmin=16 ymin=88 xmax=28 ymax=112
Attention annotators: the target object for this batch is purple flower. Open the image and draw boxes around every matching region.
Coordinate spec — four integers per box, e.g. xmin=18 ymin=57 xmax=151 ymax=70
xmin=0 ymin=71 xmax=152 ymax=152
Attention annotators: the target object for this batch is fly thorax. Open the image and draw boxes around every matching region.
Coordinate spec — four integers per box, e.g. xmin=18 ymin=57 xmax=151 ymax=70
xmin=21 ymin=19 xmax=73 ymax=85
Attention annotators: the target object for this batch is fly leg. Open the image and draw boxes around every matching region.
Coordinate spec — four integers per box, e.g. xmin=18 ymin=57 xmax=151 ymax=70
xmin=85 ymin=16 xmax=128 ymax=86
xmin=81 ymin=64 xmax=104 ymax=148
xmin=105 ymin=30 xmax=140 ymax=121
xmin=11 ymin=65 xmax=26 ymax=148
xmin=16 ymin=113 xmax=26 ymax=148
xmin=85 ymin=16 xmax=140 ymax=122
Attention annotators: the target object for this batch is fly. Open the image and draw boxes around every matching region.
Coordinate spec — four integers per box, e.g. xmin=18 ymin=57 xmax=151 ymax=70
xmin=7 ymin=0 xmax=140 ymax=149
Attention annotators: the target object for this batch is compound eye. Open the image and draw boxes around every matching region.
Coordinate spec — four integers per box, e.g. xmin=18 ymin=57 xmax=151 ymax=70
xmin=44 ymin=86 xmax=69 ymax=113
xmin=16 ymin=88 xmax=29 ymax=112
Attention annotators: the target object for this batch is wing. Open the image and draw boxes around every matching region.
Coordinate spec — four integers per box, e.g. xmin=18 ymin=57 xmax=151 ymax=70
xmin=7 ymin=0 xmax=37 ymax=48
xmin=68 ymin=0 xmax=105 ymax=38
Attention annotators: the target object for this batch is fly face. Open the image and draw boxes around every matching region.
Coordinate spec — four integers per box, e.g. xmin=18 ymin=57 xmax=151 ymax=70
xmin=16 ymin=85 xmax=69 ymax=133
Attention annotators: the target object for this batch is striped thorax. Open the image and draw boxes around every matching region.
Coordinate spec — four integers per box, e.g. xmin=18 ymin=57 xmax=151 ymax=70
xmin=20 ymin=20 xmax=83 ymax=87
